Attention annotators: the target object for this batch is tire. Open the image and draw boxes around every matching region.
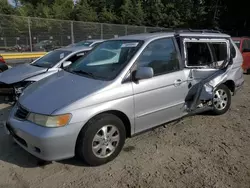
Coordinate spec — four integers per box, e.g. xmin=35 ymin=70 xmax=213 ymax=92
xmin=76 ymin=114 xmax=126 ymax=166
xmin=212 ymin=84 xmax=231 ymax=115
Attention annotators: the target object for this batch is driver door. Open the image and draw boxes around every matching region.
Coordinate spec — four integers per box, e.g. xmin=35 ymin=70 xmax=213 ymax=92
xmin=132 ymin=37 xmax=189 ymax=133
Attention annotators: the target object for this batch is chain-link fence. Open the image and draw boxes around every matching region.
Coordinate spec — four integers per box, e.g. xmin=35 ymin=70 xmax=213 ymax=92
xmin=0 ymin=14 xmax=162 ymax=52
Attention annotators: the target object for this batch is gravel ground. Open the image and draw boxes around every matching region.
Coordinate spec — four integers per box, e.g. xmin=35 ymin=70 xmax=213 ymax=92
xmin=0 ymin=76 xmax=250 ymax=188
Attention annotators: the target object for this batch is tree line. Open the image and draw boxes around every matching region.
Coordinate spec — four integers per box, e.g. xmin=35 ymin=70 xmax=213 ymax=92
xmin=0 ymin=0 xmax=249 ymax=35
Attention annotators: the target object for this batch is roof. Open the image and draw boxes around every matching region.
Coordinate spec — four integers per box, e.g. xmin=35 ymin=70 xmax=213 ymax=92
xmin=111 ymin=31 xmax=230 ymax=41
xmin=56 ymin=46 xmax=92 ymax=52
xmin=111 ymin=33 xmax=175 ymax=41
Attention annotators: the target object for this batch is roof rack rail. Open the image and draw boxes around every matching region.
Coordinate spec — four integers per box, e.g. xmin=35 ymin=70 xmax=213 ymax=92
xmin=149 ymin=28 xmax=175 ymax=33
xmin=149 ymin=28 xmax=174 ymax=33
xmin=176 ymin=29 xmax=221 ymax=33
xmin=149 ymin=28 xmax=221 ymax=34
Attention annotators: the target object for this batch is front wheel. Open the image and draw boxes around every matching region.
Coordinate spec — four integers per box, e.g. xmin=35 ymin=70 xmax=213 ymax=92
xmin=76 ymin=114 xmax=126 ymax=166
xmin=212 ymin=84 xmax=231 ymax=115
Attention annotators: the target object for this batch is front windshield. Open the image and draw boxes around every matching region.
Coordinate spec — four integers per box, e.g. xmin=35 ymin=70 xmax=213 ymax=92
xmin=31 ymin=50 xmax=72 ymax=68
xmin=233 ymin=40 xmax=240 ymax=49
xmin=67 ymin=40 xmax=143 ymax=80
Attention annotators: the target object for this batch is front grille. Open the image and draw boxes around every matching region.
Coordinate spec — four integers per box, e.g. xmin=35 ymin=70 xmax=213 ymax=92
xmin=15 ymin=104 xmax=29 ymax=120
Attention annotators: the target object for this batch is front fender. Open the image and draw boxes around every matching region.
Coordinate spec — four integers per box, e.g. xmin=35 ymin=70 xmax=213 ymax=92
xmin=55 ymin=95 xmax=135 ymax=135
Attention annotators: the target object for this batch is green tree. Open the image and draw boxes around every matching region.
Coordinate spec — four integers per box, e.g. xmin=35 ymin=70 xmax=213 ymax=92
xmin=35 ymin=3 xmax=51 ymax=18
xmin=19 ymin=0 xmax=54 ymax=6
xmin=51 ymin=0 xmax=74 ymax=20
xmin=132 ymin=0 xmax=145 ymax=25
xmin=161 ymin=3 xmax=183 ymax=28
xmin=16 ymin=2 xmax=34 ymax=16
xmin=119 ymin=0 xmax=134 ymax=24
xmin=88 ymin=0 xmax=107 ymax=13
xmin=0 ymin=0 xmax=15 ymax=14
xmin=144 ymin=0 xmax=164 ymax=26
xmin=73 ymin=0 xmax=98 ymax=22
xmin=98 ymin=7 xmax=117 ymax=23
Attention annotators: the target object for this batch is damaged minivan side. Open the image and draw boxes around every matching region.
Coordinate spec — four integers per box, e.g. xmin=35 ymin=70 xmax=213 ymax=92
xmin=181 ymin=36 xmax=240 ymax=115
xmin=6 ymin=31 xmax=244 ymax=166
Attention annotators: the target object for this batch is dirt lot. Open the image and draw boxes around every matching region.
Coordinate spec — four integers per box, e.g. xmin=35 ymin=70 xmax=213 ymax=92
xmin=0 ymin=76 xmax=250 ymax=188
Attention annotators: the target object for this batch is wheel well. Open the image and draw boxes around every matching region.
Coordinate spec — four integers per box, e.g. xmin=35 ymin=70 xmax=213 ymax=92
xmin=223 ymin=80 xmax=235 ymax=93
xmin=83 ymin=111 xmax=132 ymax=138
xmin=104 ymin=110 xmax=132 ymax=138
xmin=75 ymin=110 xmax=132 ymax=155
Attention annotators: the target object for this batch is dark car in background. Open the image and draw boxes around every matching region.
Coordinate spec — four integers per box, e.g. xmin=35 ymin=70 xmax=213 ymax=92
xmin=232 ymin=37 xmax=250 ymax=73
xmin=5 ymin=40 xmax=60 ymax=53
xmin=6 ymin=44 xmax=30 ymax=52
xmin=33 ymin=40 xmax=60 ymax=52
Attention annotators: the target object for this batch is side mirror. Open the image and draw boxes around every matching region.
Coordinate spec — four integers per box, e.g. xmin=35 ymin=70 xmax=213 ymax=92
xmin=60 ymin=61 xmax=72 ymax=68
xmin=242 ymin=48 xmax=250 ymax=53
xmin=134 ymin=67 xmax=154 ymax=80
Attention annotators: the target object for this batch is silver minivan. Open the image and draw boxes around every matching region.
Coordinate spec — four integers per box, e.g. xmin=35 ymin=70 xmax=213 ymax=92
xmin=5 ymin=30 xmax=244 ymax=166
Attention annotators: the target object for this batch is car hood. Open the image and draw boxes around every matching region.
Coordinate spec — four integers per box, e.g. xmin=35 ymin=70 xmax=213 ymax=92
xmin=19 ymin=71 xmax=108 ymax=114
xmin=0 ymin=64 xmax=47 ymax=84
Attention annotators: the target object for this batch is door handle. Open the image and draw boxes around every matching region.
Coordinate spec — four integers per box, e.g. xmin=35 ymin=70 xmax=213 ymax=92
xmin=174 ymin=79 xmax=182 ymax=86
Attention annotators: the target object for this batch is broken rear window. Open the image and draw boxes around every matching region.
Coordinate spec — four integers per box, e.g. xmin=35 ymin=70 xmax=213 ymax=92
xmin=210 ymin=42 xmax=227 ymax=63
xmin=186 ymin=41 xmax=228 ymax=68
xmin=186 ymin=42 xmax=212 ymax=67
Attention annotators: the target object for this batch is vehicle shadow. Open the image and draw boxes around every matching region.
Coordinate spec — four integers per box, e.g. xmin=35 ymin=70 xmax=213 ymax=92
xmin=196 ymin=111 xmax=216 ymax=116
xmin=59 ymin=157 xmax=90 ymax=167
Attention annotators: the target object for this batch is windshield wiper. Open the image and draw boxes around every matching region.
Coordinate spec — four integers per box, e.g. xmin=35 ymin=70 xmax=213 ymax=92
xmin=72 ymin=70 xmax=96 ymax=78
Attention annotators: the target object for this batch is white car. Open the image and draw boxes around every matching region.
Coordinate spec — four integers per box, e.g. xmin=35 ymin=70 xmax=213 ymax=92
xmin=0 ymin=46 xmax=92 ymax=102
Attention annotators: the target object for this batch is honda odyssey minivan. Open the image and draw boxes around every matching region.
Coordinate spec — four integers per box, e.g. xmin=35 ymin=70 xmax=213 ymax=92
xmin=5 ymin=30 xmax=244 ymax=166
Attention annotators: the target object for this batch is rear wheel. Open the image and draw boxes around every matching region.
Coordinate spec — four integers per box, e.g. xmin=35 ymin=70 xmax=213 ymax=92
xmin=212 ymin=84 xmax=231 ymax=115
xmin=76 ymin=114 xmax=126 ymax=166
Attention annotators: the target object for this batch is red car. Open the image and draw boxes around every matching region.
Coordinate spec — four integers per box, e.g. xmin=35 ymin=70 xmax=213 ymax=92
xmin=0 ymin=55 xmax=5 ymax=64
xmin=0 ymin=55 xmax=8 ymax=72
xmin=232 ymin=37 xmax=250 ymax=73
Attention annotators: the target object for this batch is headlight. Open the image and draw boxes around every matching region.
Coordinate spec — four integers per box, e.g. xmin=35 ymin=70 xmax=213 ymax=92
xmin=27 ymin=113 xmax=71 ymax=128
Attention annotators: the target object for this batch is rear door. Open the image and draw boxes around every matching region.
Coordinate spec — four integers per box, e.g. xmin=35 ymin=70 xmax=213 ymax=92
xmin=182 ymin=38 xmax=230 ymax=86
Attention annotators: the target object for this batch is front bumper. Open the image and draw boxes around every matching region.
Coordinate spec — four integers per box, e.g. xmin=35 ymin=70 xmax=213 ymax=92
xmin=5 ymin=106 xmax=85 ymax=161
xmin=0 ymin=81 xmax=33 ymax=101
